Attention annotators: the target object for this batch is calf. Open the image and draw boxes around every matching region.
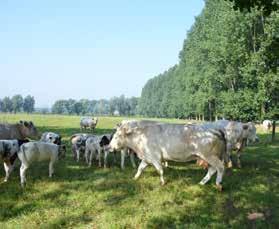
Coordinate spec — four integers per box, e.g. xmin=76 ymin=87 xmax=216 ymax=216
xmin=18 ymin=142 xmax=66 ymax=187
xmin=70 ymin=133 xmax=93 ymax=161
xmin=0 ymin=139 xmax=29 ymax=182
xmin=40 ymin=132 xmax=62 ymax=145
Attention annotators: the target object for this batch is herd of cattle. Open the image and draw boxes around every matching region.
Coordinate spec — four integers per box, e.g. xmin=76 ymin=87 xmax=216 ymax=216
xmin=0 ymin=117 xmax=274 ymax=190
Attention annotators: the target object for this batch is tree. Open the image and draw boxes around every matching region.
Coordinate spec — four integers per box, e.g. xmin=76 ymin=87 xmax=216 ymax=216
xmin=11 ymin=95 xmax=23 ymax=113
xmin=2 ymin=97 xmax=13 ymax=113
xmin=23 ymin=95 xmax=35 ymax=113
xmin=227 ymin=0 xmax=279 ymax=15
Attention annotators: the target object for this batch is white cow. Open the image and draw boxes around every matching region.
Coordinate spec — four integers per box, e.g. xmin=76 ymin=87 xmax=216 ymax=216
xmin=109 ymin=120 xmax=226 ymax=190
xmin=262 ymin=120 xmax=272 ymax=132
xmin=18 ymin=142 xmax=66 ymax=187
xmin=202 ymin=120 xmax=259 ymax=168
xmin=80 ymin=117 xmax=98 ymax=131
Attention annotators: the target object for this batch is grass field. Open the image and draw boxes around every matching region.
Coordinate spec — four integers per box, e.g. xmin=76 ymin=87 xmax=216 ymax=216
xmin=0 ymin=114 xmax=278 ymax=228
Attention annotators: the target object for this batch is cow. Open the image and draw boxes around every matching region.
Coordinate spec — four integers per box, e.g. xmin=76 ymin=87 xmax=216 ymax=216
xmin=108 ymin=120 xmax=226 ymax=190
xmin=201 ymin=120 xmax=259 ymax=168
xmin=262 ymin=120 xmax=272 ymax=132
xmin=40 ymin=132 xmax=62 ymax=145
xmin=70 ymin=133 xmax=94 ymax=161
xmin=17 ymin=142 xmax=66 ymax=187
xmin=0 ymin=120 xmax=39 ymax=140
xmin=80 ymin=117 xmax=98 ymax=131
xmin=0 ymin=139 xmax=29 ymax=182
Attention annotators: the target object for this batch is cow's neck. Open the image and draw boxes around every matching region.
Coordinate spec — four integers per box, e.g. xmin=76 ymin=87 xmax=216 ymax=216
xmin=125 ymin=135 xmax=144 ymax=159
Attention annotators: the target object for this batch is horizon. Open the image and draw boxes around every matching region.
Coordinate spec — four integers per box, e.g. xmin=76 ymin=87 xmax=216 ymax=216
xmin=0 ymin=0 xmax=204 ymax=108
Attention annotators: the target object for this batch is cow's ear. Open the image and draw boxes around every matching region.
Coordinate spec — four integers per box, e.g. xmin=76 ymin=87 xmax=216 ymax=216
xmin=29 ymin=121 xmax=33 ymax=126
xmin=243 ymin=124 xmax=249 ymax=130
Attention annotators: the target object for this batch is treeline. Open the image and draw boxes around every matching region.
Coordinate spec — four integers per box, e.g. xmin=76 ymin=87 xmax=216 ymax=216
xmin=51 ymin=95 xmax=139 ymax=116
xmin=0 ymin=95 xmax=35 ymax=113
xmin=139 ymin=0 xmax=279 ymax=121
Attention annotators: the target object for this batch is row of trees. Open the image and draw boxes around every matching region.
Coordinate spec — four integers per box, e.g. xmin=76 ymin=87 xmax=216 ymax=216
xmin=0 ymin=95 xmax=35 ymax=113
xmin=139 ymin=0 xmax=278 ymax=122
xmin=51 ymin=95 xmax=139 ymax=116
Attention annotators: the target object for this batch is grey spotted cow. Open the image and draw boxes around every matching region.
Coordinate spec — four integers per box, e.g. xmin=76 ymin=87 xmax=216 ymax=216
xmin=0 ymin=139 xmax=29 ymax=182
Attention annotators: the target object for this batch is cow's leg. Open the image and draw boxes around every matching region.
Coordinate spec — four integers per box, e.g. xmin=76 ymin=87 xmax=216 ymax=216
xmin=89 ymin=150 xmax=93 ymax=167
xmin=20 ymin=163 xmax=28 ymax=187
xmin=97 ymin=149 xmax=102 ymax=167
xmin=104 ymin=150 xmax=109 ymax=168
xmin=4 ymin=161 xmax=13 ymax=182
xmin=163 ymin=161 xmax=168 ymax=168
xmin=129 ymin=152 xmax=136 ymax=168
xmin=199 ymin=166 xmax=217 ymax=185
xmin=85 ymin=148 xmax=90 ymax=164
xmin=134 ymin=160 xmax=148 ymax=180
xmin=113 ymin=151 xmax=116 ymax=165
xmin=49 ymin=161 xmax=54 ymax=178
xmin=236 ymin=148 xmax=242 ymax=168
xmin=152 ymin=161 xmax=165 ymax=185
xmin=121 ymin=149 xmax=126 ymax=170
xmin=208 ymin=156 xmax=225 ymax=190
xmin=76 ymin=149 xmax=80 ymax=162
xmin=72 ymin=145 xmax=76 ymax=160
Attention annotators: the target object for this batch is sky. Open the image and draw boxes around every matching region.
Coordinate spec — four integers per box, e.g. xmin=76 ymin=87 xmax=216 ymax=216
xmin=0 ymin=0 xmax=204 ymax=108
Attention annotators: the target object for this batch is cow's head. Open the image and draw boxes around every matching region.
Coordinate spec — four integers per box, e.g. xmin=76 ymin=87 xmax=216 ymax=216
xmin=18 ymin=120 xmax=39 ymax=139
xmin=99 ymin=135 xmax=110 ymax=147
xmin=108 ymin=126 xmax=130 ymax=151
xmin=243 ymin=122 xmax=259 ymax=145
xmin=44 ymin=132 xmax=62 ymax=145
xmin=58 ymin=145 xmax=66 ymax=159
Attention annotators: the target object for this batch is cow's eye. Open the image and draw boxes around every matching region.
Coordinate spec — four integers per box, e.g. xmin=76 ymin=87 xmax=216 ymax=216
xmin=49 ymin=137 xmax=52 ymax=139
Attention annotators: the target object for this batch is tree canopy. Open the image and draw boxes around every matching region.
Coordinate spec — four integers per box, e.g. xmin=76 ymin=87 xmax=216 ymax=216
xmin=139 ymin=0 xmax=279 ymax=122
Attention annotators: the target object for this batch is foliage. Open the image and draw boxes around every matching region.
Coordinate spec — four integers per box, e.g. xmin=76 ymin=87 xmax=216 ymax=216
xmin=52 ymin=96 xmax=139 ymax=116
xmin=139 ymin=0 xmax=279 ymax=122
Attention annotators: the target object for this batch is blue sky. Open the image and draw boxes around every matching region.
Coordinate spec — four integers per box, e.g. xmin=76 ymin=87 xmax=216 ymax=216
xmin=0 ymin=0 xmax=204 ymax=107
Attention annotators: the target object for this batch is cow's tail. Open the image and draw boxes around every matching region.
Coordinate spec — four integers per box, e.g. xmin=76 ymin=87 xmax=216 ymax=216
xmin=217 ymin=129 xmax=229 ymax=165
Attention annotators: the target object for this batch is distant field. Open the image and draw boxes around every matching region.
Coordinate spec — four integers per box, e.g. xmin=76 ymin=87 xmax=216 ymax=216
xmin=0 ymin=113 xmax=278 ymax=228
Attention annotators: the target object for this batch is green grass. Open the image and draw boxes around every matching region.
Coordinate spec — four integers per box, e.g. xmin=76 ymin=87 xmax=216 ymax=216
xmin=0 ymin=114 xmax=278 ymax=228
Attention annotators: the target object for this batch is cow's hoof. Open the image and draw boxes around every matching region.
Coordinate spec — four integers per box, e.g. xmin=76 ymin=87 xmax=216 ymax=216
xmin=237 ymin=164 xmax=242 ymax=169
xmin=216 ymin=184 xmax=223 ymax=192
xmin=160 ymin=181 xmax=165 ymax=186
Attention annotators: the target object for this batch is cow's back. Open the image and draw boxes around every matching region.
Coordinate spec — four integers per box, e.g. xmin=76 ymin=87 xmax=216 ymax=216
xmin=0 ymin=123 xmax=21 ymax=140
xmin=136 ymin=123 xmax=225 ymax=161
xmin=20 ymin=142 xmax=58 ymax=162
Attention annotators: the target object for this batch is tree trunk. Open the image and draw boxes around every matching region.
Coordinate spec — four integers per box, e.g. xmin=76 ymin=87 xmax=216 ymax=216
xmin=272 ymin=120 xmax=276 ymax=142
xmin=208 ymin=102 xmax=212 ymax=121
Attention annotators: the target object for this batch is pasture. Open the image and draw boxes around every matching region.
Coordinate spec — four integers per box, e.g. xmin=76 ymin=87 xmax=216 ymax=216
xmin=0 ymin=114 xmax=278 ymax=228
